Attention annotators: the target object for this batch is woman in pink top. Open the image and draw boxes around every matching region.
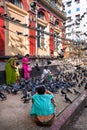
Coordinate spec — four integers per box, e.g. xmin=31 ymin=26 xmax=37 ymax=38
xmin=22 ymin=54 xmax=30 ymax=79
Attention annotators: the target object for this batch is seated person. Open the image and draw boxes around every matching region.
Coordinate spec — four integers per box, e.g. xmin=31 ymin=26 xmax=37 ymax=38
xmin=30 ymin=86 xmax=55 ymax=126
xmin=41 ymin=66 xmax=52 ymax=82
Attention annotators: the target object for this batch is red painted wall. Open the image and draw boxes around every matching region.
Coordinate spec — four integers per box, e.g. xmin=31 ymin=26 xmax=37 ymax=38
xmin=49 ymin=27 xmax=54 ymax=55
xmin=29 ymin=18 xmax=36 ymax=55
xmin=21 ymin=0 xmax=29 ymax=11
xmin=22 ymin=0 xmax=36 ymax=55
xmin=0 ymin=7 xmax=5 ymax=56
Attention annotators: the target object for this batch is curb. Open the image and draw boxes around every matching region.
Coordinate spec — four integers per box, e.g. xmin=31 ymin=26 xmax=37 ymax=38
xmin=51 ymin=91 xmax=87 ymax=130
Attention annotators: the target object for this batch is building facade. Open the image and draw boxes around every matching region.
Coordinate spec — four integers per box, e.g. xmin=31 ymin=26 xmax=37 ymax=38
xmin=63 ymin=0 xmax=87 ymax=42
xmin=0 ymin=0 xmax=66 ymax=57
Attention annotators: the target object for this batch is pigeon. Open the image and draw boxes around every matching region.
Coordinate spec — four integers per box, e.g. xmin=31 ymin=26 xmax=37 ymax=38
xmin=64 ymin=94 xmax=72 ymax=103
xmin=78 ymin=83 xmax=82 ymax=88
xmin=0 ymin=92 xmax=7 ymax=100
xmin=24 ymin=96 xmax=30 ymax=103
xmin=76 ymin=78 xmax=79 ymax=83
xmin=21 ymin=91 xmax=31 ymax=103
xmin=11 ymin=89 xmax=18 ymax=95
xmin=80 ymin=80 xmax=84 ymax=85
xmin=61 ymin=89 xmax=66 ymax=95
xmin=84 ymin=83 xmax=87 ymax=90
xmin=73 ymin=89 xmax=80 ymax=95
xmin=10 ymin=84 xmax=20 ymax=95
xmin=66 ymin=88 xmax=73 ymax=93
xmin=4 ymin=86 xmax=11 ymax=94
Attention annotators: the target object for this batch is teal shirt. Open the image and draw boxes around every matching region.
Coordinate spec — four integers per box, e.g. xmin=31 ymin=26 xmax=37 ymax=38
xmin=30 ymin=94 xmax=55 ymax=116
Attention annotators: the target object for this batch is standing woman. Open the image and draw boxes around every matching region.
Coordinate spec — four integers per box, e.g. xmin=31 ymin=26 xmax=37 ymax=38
xmin=5 ymin=55 xmax=18 ymax=85
xmin=22 ymin=54 xmax=31 ymax=79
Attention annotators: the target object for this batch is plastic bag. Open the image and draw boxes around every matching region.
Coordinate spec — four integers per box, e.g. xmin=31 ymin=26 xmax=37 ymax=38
xmin=27 ymin=66 xmax=32 ymax=72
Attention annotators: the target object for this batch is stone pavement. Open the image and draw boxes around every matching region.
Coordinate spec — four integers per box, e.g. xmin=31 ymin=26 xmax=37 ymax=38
xmin=51 ymin=90 xmax=87 ymax=130
xmin=0 ymin=86 xmax=86 ymax=130
xmin=64 ymin=105 xmax=87 ymax=130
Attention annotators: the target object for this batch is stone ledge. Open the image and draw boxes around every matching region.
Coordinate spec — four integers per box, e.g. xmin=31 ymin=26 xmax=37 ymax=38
xmin=51 ymin=91 xmax=87 ymax=130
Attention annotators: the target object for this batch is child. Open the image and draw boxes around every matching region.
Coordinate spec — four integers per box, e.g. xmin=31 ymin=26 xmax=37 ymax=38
xmin=15 ymin=62 xmax=20 ymax=84
xmin=41 ymin=66 xmax=52 ymax=83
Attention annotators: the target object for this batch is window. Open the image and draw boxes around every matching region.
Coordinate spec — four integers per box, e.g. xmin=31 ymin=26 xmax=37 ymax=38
xmin=7 ymin=0 xmax=22 ymax=8
xmin=50 ymin=15 xmax=55 ymax=23
xmin=37 ymin=24 xmax=45 ymax=48
xmin=75 ymin=21 xmax=80 ymax=25
xmin=50 ymin=0 xmax=58 ymax=4
xmin=66 ymin=1 xmax=72 ymax=7
xmin=50 ymin=0 xmax=58 ymax=8
xmin=75 ymin=14 xmax=80 ymax=21
xmin=68 ymin=10 xmax=71 ymax=14
xmin=55 ymin=21 xmax=59 ymax=26
xmin=76 ymin=25 xmax=80 ymax=28
xmin=76 ymin=7 xmax=80 ymax=12
xmin=54 ymin=33 xmax=59 ymax=50
xmin=67 ymin=17 xmax=72 ymax=22
xmin=38 ymin=11 xmax=45 ymax=20
xmin=67 ymin=33 xmax=71 ymax=36
xmin=67 ymin=25 xmax=71 ymax=31
xmin=76 ymin=32 xmax=80 ymax=41
xmin=75 ymin=0 xmax=80 ymax=4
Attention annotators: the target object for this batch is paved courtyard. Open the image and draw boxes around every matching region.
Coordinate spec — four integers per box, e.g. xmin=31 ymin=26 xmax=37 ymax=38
xmin=0 ymin=86 xmax=85 ymax=130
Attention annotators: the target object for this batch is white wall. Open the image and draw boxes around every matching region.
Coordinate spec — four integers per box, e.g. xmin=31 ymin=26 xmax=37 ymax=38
xmin=63 ymin=0 xmax=87 ymax=42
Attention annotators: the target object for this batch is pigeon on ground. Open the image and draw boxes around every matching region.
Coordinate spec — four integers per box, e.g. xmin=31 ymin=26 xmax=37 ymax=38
xmin=0 ymin=92 xmax=7 ymax=100
xmin=66 ymin=88 xmax=73 ymax=93
xmin=84 ymin=83 xmax=87 ymax=90
xmin=64 ymin=94 xmax=72 ymax=103
xmin=73 ymin=89 xmax=81 ymax=95
xmin=78 ymin=83 xmax=82 ymax=88
xmin=21 ymin=91 xmax=31 ymax=103
xmin=61 ymin=89 xmax=66 ymax=95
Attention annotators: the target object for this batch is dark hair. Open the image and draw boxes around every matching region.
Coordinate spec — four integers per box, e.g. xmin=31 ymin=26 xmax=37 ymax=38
xmin=16 ymin=62 xmax=19 ymax=65
xmin=25 ymin=54 xmax=29 ymax=57
xmin=44 ymin=66 xmax=48 ymax=69
xmin=14 ymin=55 xmax=18 ymax=58
xmin=37 ymin=86 xmax=45 ymax=95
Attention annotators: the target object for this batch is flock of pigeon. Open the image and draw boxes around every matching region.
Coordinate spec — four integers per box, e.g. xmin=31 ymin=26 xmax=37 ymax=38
xmin=0 ymin=65 xmax=87 ymax=104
